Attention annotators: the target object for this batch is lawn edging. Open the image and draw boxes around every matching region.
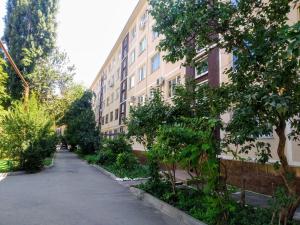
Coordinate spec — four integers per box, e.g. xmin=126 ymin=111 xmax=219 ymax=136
xmin=90 ymin=163 xmax=149 ymax=182
xmin=44 ymin=152 xmax=56 ymax=169
xmin=1 ymin=171 xmax=26 ymax=176
xmin=0 ymin=152 xmax=56 ymax=176
xmin=129 ymin=187 xmax=207 ymax=225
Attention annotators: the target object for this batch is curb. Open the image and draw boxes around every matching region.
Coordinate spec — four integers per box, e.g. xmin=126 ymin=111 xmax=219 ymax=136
xmin=0 ymin=152 xmax=56 ymax=177
xmin=44 ymin=152 xmax=56 ymax=169
xmin=91 ymin=164 xmax=118 ymax=180
xmin=90 ymin=164 xmax=149 ymax=182
xmin=1 ymin=171 xmax=26 ymax=176
xmin=129 ymin=187 xmax=207 ymax=225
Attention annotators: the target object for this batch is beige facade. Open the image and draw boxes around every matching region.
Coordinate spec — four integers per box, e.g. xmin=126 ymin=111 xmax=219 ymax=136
xmin=90 ymin=0 xmax=187 ymax=151
xmin=90 ymin=0 xmax=300 ymax=164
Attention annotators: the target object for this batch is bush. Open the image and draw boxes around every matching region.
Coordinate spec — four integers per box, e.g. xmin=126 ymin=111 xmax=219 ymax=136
xmin=23 ymin=145 xmax=44 ymax=173
xmin=116 ymin=152 xmax=138 ymax=170
xmin=84 ymin=154 xmax=99 ymax=164
xmin=0 ymin=95 xmax=56 ymax=172
xmin=102 ymin=135 xmax=132 ymax=155
xmin=98 ymin=149 xmax=116 ymax=165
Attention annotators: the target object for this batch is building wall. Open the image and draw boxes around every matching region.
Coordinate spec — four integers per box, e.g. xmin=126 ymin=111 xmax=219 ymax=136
xmin=90 ymin=0 xmax=187 ymax=144
xmin=90 ymin=0 xmax=300 ymax=166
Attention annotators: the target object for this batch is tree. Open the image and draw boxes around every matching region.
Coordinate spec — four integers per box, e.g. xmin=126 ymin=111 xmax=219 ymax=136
xmin=4 ymin=0 xmax=58 ymax=99
xmin=126 ymin=91 xmax=173 ymax=183
xmin=126 ymin=91 xmax=172 ymax=149
xmin=62 ymin=91 xmax=99 ymax=154
xmin=28 ymin=49 xmax=75 ymax=103
xmin=0 ymin=94 xmax=56 ymax=172
xmin=51 ymin=83 xmax=85 ymax=125
xmin=0 ymin=56 xmax=9 ymax=115
xmin=150 ymin=0 xmax=300 ymax=222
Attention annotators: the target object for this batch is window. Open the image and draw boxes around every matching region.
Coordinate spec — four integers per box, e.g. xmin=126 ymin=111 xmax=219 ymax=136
xmin=111 ymin=93 xmax=114 ymax=103
xmin=122 ymin=58 xmax=127 ymax=70
xmin=139 ymin=11 xmax=148 ymax=30
xmin=139 ymin=37 xmax=147 ymax=54
xmin=121 ymin=92 xmax=126 ymax=102
xmin=151 ymin=53 xmax=160 ymax=73
xmin=105 ymin=114 xmax=109 ymax=124
xmin=116 ymin=68 xmax=120 ymax=80
xmin=121 ymin=81 xmax=126 ymax=91
xmin=168 ymin=76 xmax=181 ymax=97
xmin=232 ymin=49 xmax=238 ymax=71
xmin=231 ymin=0 xmax=238 ymax=6
xmin=121 ymin=104 xmax=126 ymax=113
xmin=195 ymin=58 xmax=208 ymax=79
xmin=115 ymin=109 xmax=119 ymax=120
xmin=138 ymin=65 xmax=147 ymax=81
xmin=138 ymin=95 xmax=145 ymax=106
xmin=106 ymin=97 xmax=110 ymax=106
xmin=149 ymin=88 xmax=156 ymax=99
xmin=152 ymin=30 xmax=159 ymax=40
xmin=101 ymin=117 xmax=105 ymax=125
xmin=129 ymin=75 xmax=135 ymax=89
xmin=116 ymin=88 xmax=120 ymax=100
xmin=110 ymin=111 xmax=113 ymax=122
xmin=118 ymin=49 xmax=122 ymax=60
xmin=130 ymin=26 xmax=136 ymax=41
xmin=130 ymin=49 xmax=136 ymax=65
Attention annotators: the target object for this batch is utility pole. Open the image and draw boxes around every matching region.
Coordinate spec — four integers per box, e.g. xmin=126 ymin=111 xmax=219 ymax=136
xmin=0 ymin=40 xmax=29 ymax=109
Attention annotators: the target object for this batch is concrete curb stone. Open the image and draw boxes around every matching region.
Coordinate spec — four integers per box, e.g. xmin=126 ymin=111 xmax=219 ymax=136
xmin=0 ymin=152 xmax=56 ymax=177
xmin=90 ymin=163 xmax=149 ymax=182
xmin=129 ymin=187 xmax=207 ymax=225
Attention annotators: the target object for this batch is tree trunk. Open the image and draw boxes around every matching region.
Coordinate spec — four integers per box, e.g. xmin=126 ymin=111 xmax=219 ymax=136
xmin=275 ymin=120 xmax=300 ymax=223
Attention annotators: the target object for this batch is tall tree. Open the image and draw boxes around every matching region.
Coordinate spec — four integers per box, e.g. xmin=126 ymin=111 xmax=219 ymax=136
xmin=62 ymin=91 xmax=99 ymax=154
xmin=51 ymin=83 xmax=85 ymax=124
xmin=4 ymin=0 xmax=58 ymax=99
xmin=28 ymin=49 xmax=75 ymax=103
xmin=150 ymin=0 xmax=300 ymax=222
xmin=0 ymin=56 xmax=9 ymax=120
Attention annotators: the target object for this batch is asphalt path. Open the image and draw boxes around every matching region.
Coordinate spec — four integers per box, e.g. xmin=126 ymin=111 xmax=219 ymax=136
xmin=0 ymin=151 xmax=181 ymax=225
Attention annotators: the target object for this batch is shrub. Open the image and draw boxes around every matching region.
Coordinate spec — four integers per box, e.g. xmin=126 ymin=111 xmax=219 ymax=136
xmin=98 ymin=149 xmax=116 ymax=165
xmin=0 ymin=95 xmax=56 ymax=172
xmin=84 ymin=154 xmax=99 ymax=164
xmin=23 ymin=145 xmax=44 ymax=173
xmin=102 ymin=135 xmax=132 ymax=155
xmin=116 ymin=152 xmax=138 ymax=170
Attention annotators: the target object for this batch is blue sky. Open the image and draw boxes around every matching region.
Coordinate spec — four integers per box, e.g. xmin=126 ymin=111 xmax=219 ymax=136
xmin=0 ymin=0 xmax=139 ymax=87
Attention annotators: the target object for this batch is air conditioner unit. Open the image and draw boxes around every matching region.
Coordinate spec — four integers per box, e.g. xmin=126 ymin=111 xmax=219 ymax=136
xmin=156 ymin=77 xmax=165 ymax=86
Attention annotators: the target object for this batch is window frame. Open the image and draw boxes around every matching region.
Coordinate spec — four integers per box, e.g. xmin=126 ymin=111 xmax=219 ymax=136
xmin=195 ymin=58 xmax=209 ymax=79
xmin=151 ymin=53 xmax=160 ymax=73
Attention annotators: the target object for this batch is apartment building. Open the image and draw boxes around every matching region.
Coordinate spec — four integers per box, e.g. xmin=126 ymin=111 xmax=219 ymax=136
xmin=90 ymin=0 xmax=300 ymax=168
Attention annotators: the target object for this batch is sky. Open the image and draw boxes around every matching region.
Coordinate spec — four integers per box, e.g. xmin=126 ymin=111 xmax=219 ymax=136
xmin=0 ymin=0 xmax=139 ymax=88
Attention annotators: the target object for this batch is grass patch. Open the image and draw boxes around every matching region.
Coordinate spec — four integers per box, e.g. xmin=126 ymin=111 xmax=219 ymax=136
xmin=104 ymin=164 xmax=149 ymax=179
xmin=43 ymin=157 xmax=53 ymax=167
xmin=0 ymin=160 xmax=20 ymax=172
xmin=43 ymin=153 xmax=55 ymax=167
xmin=79 ymin=152 xmax=149 ymax=179
xmin=137 ymin=181 xmax=300 ymax=225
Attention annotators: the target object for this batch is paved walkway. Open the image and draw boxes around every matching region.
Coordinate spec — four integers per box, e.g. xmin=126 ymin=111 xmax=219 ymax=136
xmin=0 ymin=151 xmax=181 ymax=225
